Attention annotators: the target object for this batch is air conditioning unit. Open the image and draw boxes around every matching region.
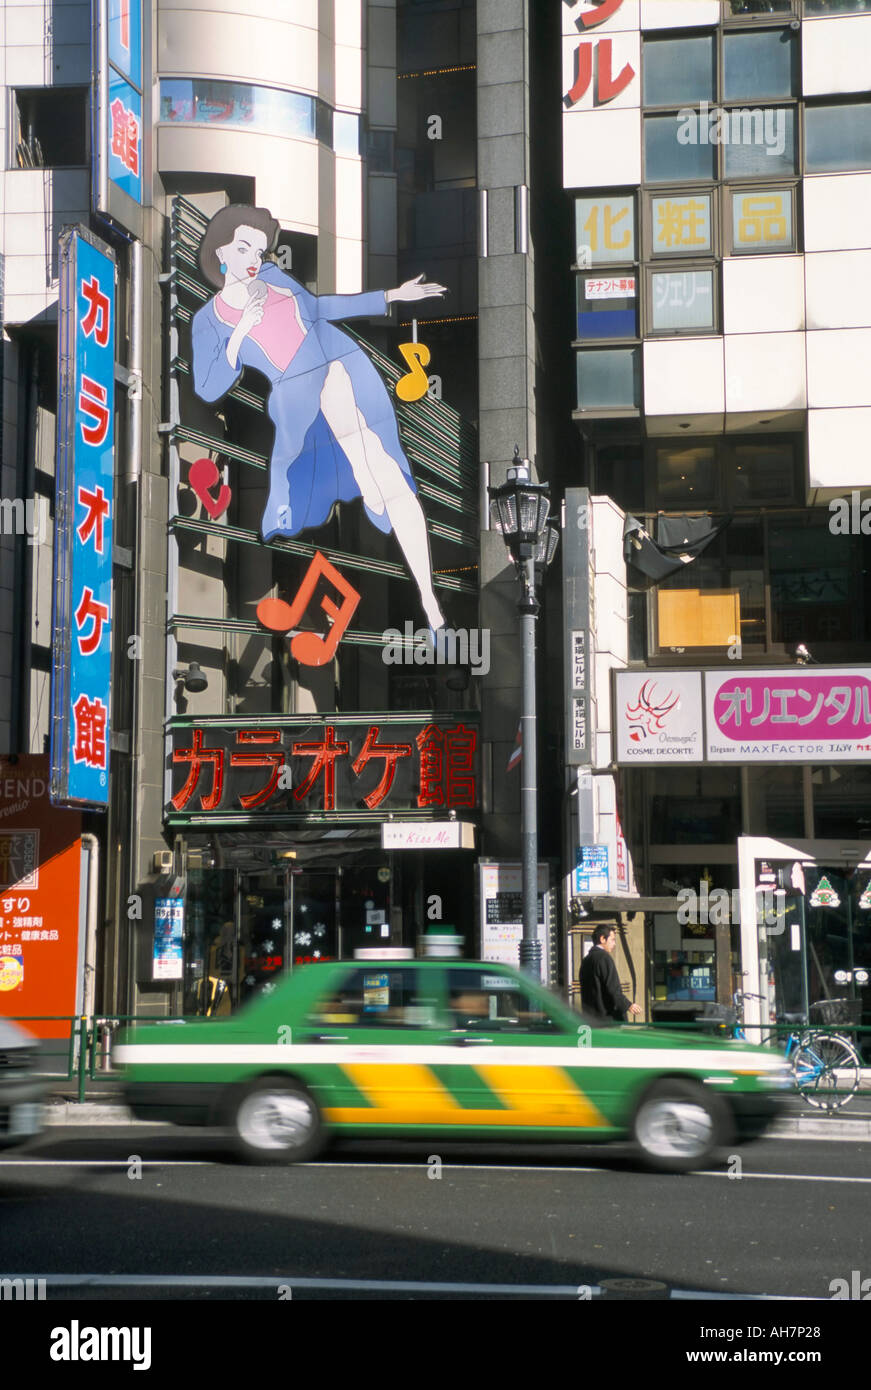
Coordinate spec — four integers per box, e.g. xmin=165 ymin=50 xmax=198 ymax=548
xmin=152 ymin=850 xmax=174 ymax=875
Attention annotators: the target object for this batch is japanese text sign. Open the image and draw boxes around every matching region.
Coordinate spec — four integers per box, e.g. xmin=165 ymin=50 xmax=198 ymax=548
xmin=0 ymin=756 xmax=83 ymax=1039
xmin=51 ymin=230 xmax=115 ymax=808
xmin=107 ymin=72 xmax=142 ymax=203
xmin=109 ymin=0 xmax=142 ymax=87
xmin=706 ymin=669 xmax=871 ymax=763
xmin=167 ymin=717 xmax=479 ymax=823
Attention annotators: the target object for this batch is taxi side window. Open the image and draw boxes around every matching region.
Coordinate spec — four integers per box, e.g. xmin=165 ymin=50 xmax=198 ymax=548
xmin=447 ymin=970 xmax=561 ymax=1035
xmin=308 ymin=968 xmax=439 ymax=1029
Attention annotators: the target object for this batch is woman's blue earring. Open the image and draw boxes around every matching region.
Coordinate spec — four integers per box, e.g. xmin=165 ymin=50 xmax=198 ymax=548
xmin=219 ymin=261 xmax=227 ymax=275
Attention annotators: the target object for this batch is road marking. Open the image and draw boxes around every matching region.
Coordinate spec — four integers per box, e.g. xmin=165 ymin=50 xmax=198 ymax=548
xmin=2 ymin=1158 xmax=869 ymax=1183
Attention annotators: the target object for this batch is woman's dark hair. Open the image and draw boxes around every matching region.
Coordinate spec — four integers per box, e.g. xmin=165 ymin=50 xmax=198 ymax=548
xmin=198 ymin=204 xmax=280 ymax=289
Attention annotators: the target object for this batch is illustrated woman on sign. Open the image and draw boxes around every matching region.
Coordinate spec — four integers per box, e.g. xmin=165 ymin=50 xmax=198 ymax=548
xmin=192 ymin=204 xmax=447 ymax=633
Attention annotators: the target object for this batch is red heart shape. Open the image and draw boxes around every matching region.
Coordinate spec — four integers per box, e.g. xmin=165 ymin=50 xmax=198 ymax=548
xmin=188 ymin=457 xmax=232 ymax=520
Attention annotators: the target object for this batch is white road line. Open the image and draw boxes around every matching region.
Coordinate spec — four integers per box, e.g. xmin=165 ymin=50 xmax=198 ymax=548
xmin=2 ymin=1158 xmax=869 ymax=1182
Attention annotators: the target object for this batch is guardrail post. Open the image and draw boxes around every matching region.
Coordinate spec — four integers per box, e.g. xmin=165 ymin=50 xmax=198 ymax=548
xmin=77 ymin=1015 xmax=88 ymax=1104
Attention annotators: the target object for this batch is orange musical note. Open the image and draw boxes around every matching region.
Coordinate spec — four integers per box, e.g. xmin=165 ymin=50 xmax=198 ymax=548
xmin=395 ymin=341 xmax=431 ymax=402
xmin=256 ymin=551 xmax=361 ymax=668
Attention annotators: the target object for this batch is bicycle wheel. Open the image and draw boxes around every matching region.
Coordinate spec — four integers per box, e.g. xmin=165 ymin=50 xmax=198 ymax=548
xmin=792 ymin=1031 xmax=861 ymax=1112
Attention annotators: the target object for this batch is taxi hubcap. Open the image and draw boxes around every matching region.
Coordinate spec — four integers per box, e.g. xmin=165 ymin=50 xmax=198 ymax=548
xmin=237 ymin=1091 xmax=314 ymax=1151
xmin=636 ymin=1098 xmax=713 ymax=1159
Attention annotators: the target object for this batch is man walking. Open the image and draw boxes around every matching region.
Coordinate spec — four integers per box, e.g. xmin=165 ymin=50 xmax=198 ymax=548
xmin=579 ymin=925 xmax=642 ymax=1026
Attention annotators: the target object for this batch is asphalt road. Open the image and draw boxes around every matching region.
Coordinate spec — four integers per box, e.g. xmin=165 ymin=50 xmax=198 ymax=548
xmin=2 ymin=1127 xmax=870 ymax=1302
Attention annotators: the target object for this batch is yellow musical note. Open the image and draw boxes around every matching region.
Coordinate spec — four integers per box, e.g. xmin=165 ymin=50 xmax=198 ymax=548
xmin=395 ymin=341 xmax=431 ymax=402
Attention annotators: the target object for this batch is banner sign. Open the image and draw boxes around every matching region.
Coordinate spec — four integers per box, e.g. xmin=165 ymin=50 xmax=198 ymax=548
xmin=615 ymin=671 xmax=704 ymax=764
xmin=381 ymin=821 xmax=475 ymax=850
xmin=166 ymin=716 xmax=479 ymax=825
xmin=563 ymin=489 xmax=592 ymax=766
xmin=0 ymin=756 xmax=83 ymax=1039
xmin=95 ymin=0 xmax=145 ymax=214
xmin=615 ymin=668 xmax=871 ymax=764
xmin=51 ymin=229 xmax=116 ymax=808
xmin=706 ymin=669 xmax=871 ymax=763
xmin=574 ymin=845 xmax=610 ymax=895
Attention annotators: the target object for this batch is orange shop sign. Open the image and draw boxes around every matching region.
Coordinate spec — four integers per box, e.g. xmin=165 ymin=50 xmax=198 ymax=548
xmin=0 ymin=755 xmax=83 ymax=1039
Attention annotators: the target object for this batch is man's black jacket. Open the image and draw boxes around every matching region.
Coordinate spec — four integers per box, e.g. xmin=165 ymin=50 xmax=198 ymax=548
xmin=579 ymin=944 xmax=633 ymax=1025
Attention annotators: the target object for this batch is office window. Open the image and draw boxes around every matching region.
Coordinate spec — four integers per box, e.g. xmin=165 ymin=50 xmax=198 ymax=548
xmin=576 ymin=349 xmax=640 ymax=410
xmin=655 ymin=446 xmax=717 ymax=509
xmin=730 ymin=186 xmax=794 ymax=251
xmin=645 ymin=115 xmax=717 ymax=183
xmin=722 ymin=106 xmax=795 ymax=176
xmin=650 ymin=268 xmax=716 ymax=332
xmin=650 ymin=193 xmax=713 ymax=255
xmin=730 ymin=443 xmax=797 ymax=505
xmin=575 ymin=194 xmax=635 ymax=266
xmin=727 ymin=0 xmax=794 ymax=16
xmin=804 ymin=0 xmax=871 ymax=12
xmin=576 ymin=274 xmax=637 ymax=340
xmin=723 ymin=30 xmax=797 ymax=100
xmin=13 ymin=88 xmax=89 ymax=167
xmin=805 ymin=103 xmax=871 ymax=172
xmin=643 ymin=36 xmax=716 ymax=107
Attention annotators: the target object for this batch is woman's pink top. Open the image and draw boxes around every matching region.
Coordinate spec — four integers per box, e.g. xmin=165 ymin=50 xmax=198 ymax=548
xmin=214 ymin=285 xmax=305 ymax=373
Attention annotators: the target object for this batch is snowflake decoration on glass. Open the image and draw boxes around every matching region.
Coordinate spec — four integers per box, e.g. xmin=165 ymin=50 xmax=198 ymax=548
xmin=294 ymin=931 xmax=312 ymax=947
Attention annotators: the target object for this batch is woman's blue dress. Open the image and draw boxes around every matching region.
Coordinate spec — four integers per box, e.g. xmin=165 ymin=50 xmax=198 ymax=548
xmin=191 ymin=261 xmax=417 ymax=541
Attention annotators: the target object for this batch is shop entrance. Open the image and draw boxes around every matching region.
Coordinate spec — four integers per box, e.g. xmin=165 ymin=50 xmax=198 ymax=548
xmin=737 ymin=837 xmax=871 ymax=1058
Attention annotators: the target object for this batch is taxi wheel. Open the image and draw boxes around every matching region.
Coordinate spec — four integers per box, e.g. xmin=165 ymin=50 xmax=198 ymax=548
xmin=631 ymin=1080 xmax=727 ymax=1173
xmin=230 ymin=1080 xmax=324 ymax=1164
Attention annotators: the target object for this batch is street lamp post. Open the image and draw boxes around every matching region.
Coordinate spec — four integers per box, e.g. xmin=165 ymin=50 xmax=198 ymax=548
xmin=489 ymin=447 xmax=559 ymax=980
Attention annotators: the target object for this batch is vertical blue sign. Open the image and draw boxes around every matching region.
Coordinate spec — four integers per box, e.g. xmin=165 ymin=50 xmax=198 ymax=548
xmin=108 ymin=0 xmax=142 ymax=87
xmin=51 ymin=230 xmax=116 ymax=809
xmin=107 ymin=73 xmax=142 ymax=204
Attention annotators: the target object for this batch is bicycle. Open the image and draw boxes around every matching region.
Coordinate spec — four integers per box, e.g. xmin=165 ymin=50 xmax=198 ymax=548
xmin=701 ymin=993 xmax=862 ymax=1113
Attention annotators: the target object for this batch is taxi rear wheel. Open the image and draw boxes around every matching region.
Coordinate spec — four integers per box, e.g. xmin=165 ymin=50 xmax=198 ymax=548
xmin=631 ymin=1080 xmax=726 ymax=1173
xmin=230 ymin=1080 xmax=324 ymax=1164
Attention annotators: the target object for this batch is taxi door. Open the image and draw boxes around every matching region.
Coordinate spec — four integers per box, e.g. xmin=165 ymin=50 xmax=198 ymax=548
xmin=434 ymin=967 xmax=610 ymax=1137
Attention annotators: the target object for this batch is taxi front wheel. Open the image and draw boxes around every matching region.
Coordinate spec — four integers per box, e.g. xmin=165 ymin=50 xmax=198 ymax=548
xmin=631 ymin=1080 xmax=728 ymax=1173
xmin=230 ymin=1080 xmax=324 ymax=1164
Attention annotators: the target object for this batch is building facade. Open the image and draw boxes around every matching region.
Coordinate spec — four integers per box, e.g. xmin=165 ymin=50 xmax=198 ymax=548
xmin=563 ymin=0 xmax=871 ymax=1037
xmin=0 ymin=0 xmax=568 ymax=1031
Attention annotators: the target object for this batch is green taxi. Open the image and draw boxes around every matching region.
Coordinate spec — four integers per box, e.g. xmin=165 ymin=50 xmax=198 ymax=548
xmin=116 ymin=959 xmax=790 ymax=1172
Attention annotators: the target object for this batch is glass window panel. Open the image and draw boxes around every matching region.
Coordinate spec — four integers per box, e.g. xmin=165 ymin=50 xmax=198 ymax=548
xmin=651 ymin=269 xmax=715 ymax=331
xmin=722 ymin=107 xmax=795 ymax=176
xmin=333 ymin=111 xmax=360 ymax=156
xmin=746 ymin=767 xmax=805 ymax=838
xmin=813 ymin=767 xmax=871 ymax=841
xmin=655 ymin=446 xmax=717 ymax=508
xmin=656 ymin=518 xmax=765 ymax=653
xmin=805 ymin=103 xmax=871 ymax=173
xmin=575 ymin=194 xmax=635 ymax=266
xmin=643 ymin=36 xmax=715 ymax=107
xmin=576 ymin=274 xmax=637 ymax=339
xmin=645 ymin=115 xmax=716 ymax=183
xmin=724 ymin=30 xmax=797 ymax=101
xmin=728 ymin=0 xmax=793 ymax=13
xmin=805 ymin=0 xmax=871 ymax=12
xmin=729 ymin=443 xmax=795 ymax=505
xmin=576 ymin=348 xmax=640 ymax=409
xmin=769 ymin=515 xmax=862 ymax=648
xmin=651 ymin=194 xmax=712 ymax=254
xmin=447 ymin=969 xmax=562 ymax=1035
xmin=731 ymin=187 xmax=793 ymax=251
xmin=160 ymin=79 xmax=194 ymax=122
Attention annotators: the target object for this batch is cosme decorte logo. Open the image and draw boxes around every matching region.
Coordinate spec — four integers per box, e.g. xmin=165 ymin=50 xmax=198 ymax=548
xmin=626 ymin=681 xmax=680 ymax=742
